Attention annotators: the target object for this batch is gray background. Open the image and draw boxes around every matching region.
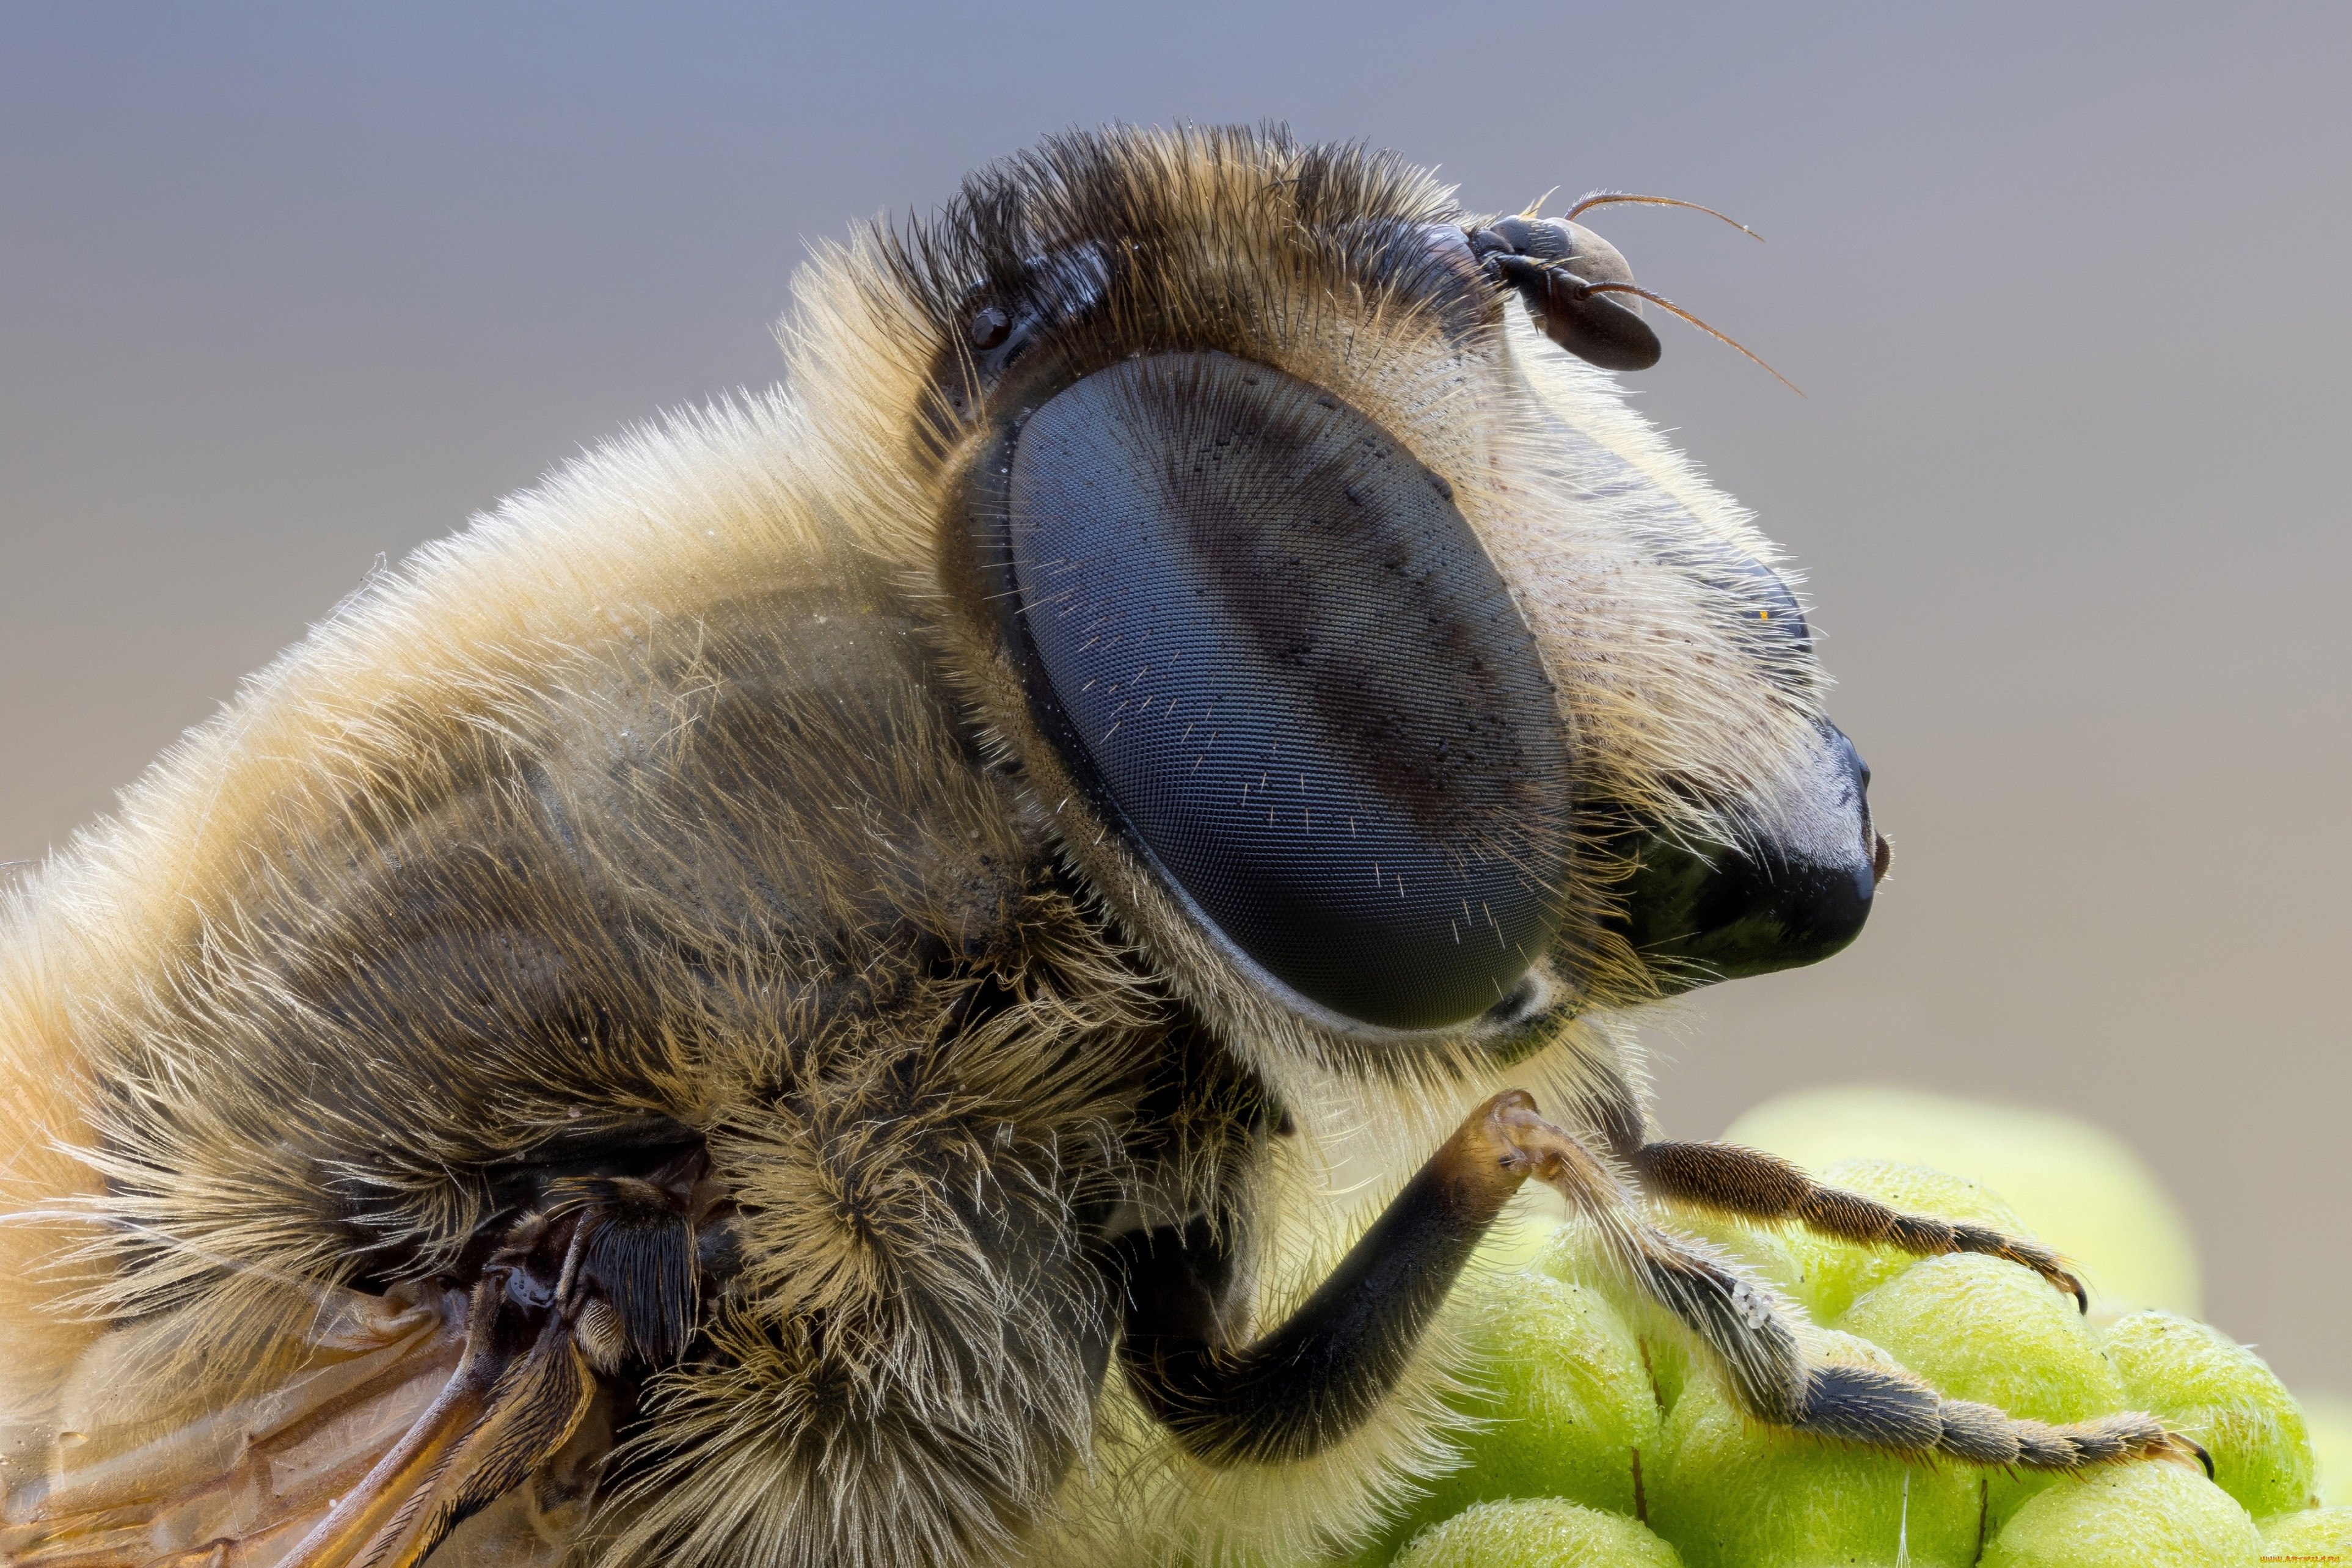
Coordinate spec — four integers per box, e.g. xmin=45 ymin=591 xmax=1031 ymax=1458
xmin=4 ymin=6 xmax=2345 ymax=1387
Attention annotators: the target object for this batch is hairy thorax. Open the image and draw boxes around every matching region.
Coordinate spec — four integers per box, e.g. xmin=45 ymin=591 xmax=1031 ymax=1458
xmin=1 ymin=536 xmax=1273 ymax=1564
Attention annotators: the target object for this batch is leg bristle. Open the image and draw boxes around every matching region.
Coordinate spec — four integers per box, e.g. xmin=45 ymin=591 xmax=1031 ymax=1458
xmin=1797 ymin=1364 xmax=1944 ymax=1450
xmin=1934 ymin=1400 xmax=2021 ymax=1467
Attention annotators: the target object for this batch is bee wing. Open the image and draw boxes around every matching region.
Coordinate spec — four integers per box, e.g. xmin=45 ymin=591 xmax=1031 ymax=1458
xmin=4 ymin=1280 xmax=596 ymax=1568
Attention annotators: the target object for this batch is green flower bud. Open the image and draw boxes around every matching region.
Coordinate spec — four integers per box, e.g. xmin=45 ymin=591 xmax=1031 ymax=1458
xmin=2259 ymin=1506 xmax=2352 ymax=1558
xmin=2103 ymin=1311 xmax=2314 ymax=1520
xmin=1389 ymin=1498 xmax=1683 ymax=1567
xmin=1979 ymin=1460 xmax=2260 ymax=1567
xmin=1434 ymin=1272 xmax=1663 ymax=1520
xmin=1649 ymin=1330 xmax=1982 ymax=1568
xmin=1365 ymin=1270 xmax=1661 ymax=1559
xmin=1532 ymin=1221 xmax=1695 ymax=1414
xmin=2298 ymin=1391 xmax=2352 ymax=1507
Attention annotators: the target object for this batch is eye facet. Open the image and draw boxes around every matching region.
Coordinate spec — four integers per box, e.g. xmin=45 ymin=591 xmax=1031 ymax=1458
xmin=995 ymin=352 xmax=1573 ymax=1031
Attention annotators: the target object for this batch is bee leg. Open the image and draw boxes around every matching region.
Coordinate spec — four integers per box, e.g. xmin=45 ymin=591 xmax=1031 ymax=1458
xmin=1114 ymin=1088 xmax=1634 ymax=1465
xmin=541 ymin=1172 xmax=703 ymax=1368
xmin=1118 ymin=1091 xmax=2202 ymax=1476
xmin=1628 ymin=1139 xmax=2088 ymax=1310
xmin=276 ymin=1206 xmax=637 ymax=1568
xmin=1794 ymin=1366 xmax=2204 ymax=1474
xmin=1566 ymin=1145 xmax=2209 ymax=1476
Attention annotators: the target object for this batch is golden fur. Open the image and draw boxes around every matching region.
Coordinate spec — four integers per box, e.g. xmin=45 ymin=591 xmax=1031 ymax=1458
xmin=0 ymin=126 xmax=1842 ymax=1566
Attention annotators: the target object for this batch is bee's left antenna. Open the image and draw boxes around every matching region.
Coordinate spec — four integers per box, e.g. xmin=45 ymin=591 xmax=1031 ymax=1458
xmin=1565 ymin=191 xmax=1766 ymax=242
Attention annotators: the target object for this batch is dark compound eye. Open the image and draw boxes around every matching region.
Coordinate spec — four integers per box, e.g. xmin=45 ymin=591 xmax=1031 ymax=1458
xmin=998 ymin=352 xmax=1574 ymax=1030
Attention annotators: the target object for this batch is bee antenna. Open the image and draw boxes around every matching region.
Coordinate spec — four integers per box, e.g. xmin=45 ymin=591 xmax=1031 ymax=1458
xmin=1579 ymin=282 xmax=1804 ymax=396
xmin=1565 ymin=191 xmax=1765 ymax=243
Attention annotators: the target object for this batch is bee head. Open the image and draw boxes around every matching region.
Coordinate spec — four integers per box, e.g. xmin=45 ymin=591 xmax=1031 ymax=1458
xmin=827 ymin=126 xmax=1884 ymax=1078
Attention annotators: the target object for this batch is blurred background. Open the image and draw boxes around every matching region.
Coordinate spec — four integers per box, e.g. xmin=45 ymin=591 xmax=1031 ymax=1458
xmin=3 ymin=5 xmax=2345 ymax=1385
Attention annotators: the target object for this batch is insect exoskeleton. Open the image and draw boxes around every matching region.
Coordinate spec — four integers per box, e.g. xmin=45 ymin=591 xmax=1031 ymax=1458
xmin=0 ymin=125 xmax=2185 ymax=1568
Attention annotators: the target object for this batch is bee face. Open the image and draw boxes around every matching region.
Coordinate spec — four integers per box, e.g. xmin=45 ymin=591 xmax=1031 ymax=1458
xmin=896 ymin=128 xmax=1887 ymax=1063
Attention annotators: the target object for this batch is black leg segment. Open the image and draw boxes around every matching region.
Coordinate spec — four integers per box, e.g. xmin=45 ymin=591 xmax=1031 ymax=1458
xmin=1114 ymin=1092 xmax=1554 ymax=1465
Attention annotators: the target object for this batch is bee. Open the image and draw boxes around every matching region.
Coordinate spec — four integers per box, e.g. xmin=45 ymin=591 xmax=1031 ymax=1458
xmin=0 ymin=125 xmax=2195 ymax=1568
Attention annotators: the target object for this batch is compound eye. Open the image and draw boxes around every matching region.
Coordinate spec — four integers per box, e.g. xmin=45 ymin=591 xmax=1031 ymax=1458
xmin=1000 ymin=352 xmax=1574 ymax=1030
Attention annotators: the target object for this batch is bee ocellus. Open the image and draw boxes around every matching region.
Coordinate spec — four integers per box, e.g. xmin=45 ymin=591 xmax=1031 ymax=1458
xmin=0 ymin=126 xmax=2195 ymax=1568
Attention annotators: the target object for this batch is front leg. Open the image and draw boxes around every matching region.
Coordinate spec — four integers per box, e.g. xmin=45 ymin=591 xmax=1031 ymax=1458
xmin=1115 ymin=1090 xmax=1563 ymax=1465
xmin=1120 ymin=1093 xmax=2203 ymax=1479
xmin=1631 ymin=1139 xmax=2087 ymax=1309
